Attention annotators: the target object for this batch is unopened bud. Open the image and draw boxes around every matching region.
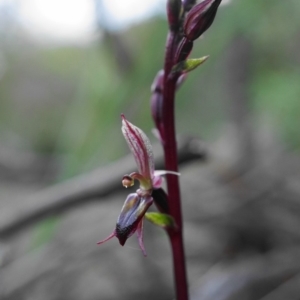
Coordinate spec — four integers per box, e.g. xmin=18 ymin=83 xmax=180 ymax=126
xmin=183 ymin=0 xmax=197 ymax=12
xmin=151 ymin=70 xmax=164 ymax=93
xmin=175 ymin=37 xmax=193 ymax=63
xmin=184 ymin=0 xmax=222 ymax=41
xmin=150 ymin=92 xmax=165 ymax=141
xmin=167 ymin=0 xmax=183 ymax=31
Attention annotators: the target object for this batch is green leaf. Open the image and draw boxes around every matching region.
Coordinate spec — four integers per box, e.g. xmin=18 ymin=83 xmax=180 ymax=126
xmin=145 ymin=212 xmax=176 ymax=229
xmin=172 ymin=56 xmax=209 ymax=73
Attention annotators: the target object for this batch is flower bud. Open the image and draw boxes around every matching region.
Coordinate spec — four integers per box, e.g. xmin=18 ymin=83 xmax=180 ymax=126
xmin=184 ymin=0 xmax=222 ymax=41
xmin=175 ymin=37 xmax=193 ymax=63
xmin=183 ymin=0 xmax=197 ymax=12
xmin=167 ymin=0 xmax=183 ymax=31
xmin=151 ymin=70 xmax=164 ymax=93
xmin=151 ymin=92 xmax=164 ymax=141
xmin=150 ymin=70 xmax=165 ymax=140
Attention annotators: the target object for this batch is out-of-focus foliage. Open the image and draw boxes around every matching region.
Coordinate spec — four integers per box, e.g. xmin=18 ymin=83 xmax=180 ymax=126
xmin=31 ymin=216 xmax=61 ymax=250
xmin=0 ymin=0 xmax=300 ymax=181
xmin=55 ymin=20 xmax=168 ymax=179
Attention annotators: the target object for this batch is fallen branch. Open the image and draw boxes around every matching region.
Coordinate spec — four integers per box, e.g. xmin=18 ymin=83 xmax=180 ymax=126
xmin=0 ymin=136 xmax=205 ymax=237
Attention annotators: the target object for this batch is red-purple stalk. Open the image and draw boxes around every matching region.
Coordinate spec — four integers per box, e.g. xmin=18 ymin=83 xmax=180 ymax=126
xmin=155 ymin=1 xmax=223 ymax=299
xmin=161 ymin=3 xmax=188 ymax=300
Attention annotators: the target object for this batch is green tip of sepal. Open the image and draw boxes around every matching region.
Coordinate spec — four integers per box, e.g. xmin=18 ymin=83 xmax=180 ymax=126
xmin=172 ymin=56 xmax=209 ymax=74
xmin=145 ymin=212 xmax=177 ymax=230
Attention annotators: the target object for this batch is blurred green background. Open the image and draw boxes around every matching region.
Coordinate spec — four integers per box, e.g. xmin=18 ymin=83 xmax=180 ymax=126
xmin=0 ymin=0 xmax=300 ymax=182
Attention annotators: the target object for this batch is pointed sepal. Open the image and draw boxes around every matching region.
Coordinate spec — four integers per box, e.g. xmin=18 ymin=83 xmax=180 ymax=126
xmin=97 ymin=230 xmax=116 ymax=245
xmin=121 ymin=115 xmax=154 ymax=189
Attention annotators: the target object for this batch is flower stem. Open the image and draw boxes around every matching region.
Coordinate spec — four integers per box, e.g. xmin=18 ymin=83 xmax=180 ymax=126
xmin=162 ymin=31 xmax=189 ymax=300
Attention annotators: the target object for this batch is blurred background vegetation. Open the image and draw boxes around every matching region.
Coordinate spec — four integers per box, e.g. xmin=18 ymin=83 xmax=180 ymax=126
xmin=0 ymin=0 xmax=300 ymax=183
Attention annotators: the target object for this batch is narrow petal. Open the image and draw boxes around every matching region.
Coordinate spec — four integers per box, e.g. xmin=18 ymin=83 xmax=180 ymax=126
xmin=152 ymin=170 xmax=180 ymax=189
xmin=154 ymin=170 xmax=181 ymax=176
xmin=97 ymin=230 xmax=116 ymax=245
xmin=121 ymin=115 xmax=155 ymax=180
xmin=136 ymin=219 xmax=147 ymax=256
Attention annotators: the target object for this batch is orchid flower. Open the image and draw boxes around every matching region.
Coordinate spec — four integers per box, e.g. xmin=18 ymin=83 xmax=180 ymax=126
xmin=97 ymin=115 xmax=179 ymax=256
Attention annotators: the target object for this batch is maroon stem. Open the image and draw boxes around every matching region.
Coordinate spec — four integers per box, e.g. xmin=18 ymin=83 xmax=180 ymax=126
xmin=162 ymin=32 xmax=189 ymax=300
